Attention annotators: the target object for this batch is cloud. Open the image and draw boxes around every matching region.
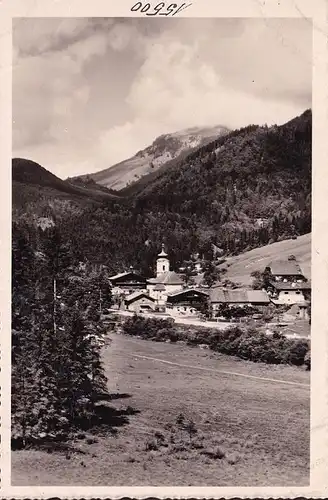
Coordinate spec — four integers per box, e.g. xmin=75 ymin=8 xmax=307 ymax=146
xmin=96 ymin=19 xmax=311 ymax=166
xmin=13 ymin=18 xmax=93 ymax=59
xmin=13 ymin=18 xmax=312 ymax=178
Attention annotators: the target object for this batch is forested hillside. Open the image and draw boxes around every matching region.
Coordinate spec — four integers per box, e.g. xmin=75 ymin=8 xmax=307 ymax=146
xmin=12 ymin=158 xmax=118 ymax=213
xmin=12 ymin=109 xmax=311 ymax=276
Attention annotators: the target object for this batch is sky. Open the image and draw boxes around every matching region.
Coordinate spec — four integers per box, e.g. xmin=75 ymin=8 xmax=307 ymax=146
xmin=12 ymin=17 xmax=312 ymax=179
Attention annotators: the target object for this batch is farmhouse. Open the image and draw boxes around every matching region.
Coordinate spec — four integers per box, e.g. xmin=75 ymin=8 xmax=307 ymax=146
xmin=265 ymin=260 xmax=307 ymax=283
xmin=166 ymin=288 xmax=209 ymax=315
xmin=124 ymin=291 xmax=156 ymax=313
xmin=109 ymin=270 xmax=147 ymax=296
xmin=267 ymin=281 xmax=311 ymax=305
xmin=209 ymin=288 xmax=270 ymax=312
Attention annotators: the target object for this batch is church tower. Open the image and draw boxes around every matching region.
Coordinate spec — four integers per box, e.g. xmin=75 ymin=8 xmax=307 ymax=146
xmin=156 ymin=244 xmax=170 ymax=276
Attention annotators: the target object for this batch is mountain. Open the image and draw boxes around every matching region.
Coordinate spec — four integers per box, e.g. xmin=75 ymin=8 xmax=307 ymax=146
xmin=12 ymin=109 xmax=312 ymax=275
xmin=12 ymin=158 xmax=119 ymax=213
xmin=77 ymin=125 xmax=230 ymax=191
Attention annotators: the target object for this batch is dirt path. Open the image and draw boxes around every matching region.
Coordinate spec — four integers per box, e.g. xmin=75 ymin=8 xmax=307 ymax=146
xmin=127 ymin=352 xmax=310 ymax=388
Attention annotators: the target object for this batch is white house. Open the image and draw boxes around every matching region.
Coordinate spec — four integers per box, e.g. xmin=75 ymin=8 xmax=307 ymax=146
xmin=267 ymin=281 xmax=311 ymax=305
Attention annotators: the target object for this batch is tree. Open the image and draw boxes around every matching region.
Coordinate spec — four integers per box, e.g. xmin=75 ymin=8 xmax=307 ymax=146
xmin=12 ymin=221 xmax=110 ymax=445
xmin=251 ymin=268 xmax=272 ymax=290
xmin=203 ymin=261 xmax=220 ymax=288
xmin=198 ymin=300 xmax=213 ymax=319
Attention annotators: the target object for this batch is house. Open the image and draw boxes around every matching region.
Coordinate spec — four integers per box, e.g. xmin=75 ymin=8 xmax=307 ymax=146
xmin=267 ymin=281 xmax=311 ymax=305
xmin=209 ymin=288 xmax=270 ymax=312
xmin=265 ymin=260 xmax=307 ymax=283
xmin=109 ymin=270 xmax=147 ymax=296
xmin=166 ymin=288 xmax=209 ymax=316
xmin=147 ymin=245 xmax=184 ymax=300
xmin=124 ymin=291 xmax=156 ymax=313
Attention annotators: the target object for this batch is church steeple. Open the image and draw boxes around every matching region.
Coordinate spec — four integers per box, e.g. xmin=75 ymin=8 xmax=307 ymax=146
xmin=156 ymin=243 xmax=170 ymax=276
xmin=158 ymin=243 xmax=168 ymax=257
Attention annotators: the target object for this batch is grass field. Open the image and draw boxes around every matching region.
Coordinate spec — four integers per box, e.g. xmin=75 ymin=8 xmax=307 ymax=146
xmin=12 ymin=332 xmax=310 ymax=487
xmin=219 ymin=233 xmax=311 ymax=286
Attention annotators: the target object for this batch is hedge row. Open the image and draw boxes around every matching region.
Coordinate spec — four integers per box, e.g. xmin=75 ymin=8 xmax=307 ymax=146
xmin=121 ymin=315 xmax=310 ymax=368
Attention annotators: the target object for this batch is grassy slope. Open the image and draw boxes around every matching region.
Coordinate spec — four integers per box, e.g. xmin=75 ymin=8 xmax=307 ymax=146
xmin=219 ymin=233 xmax=311 ymax=286
xmin=12 ymin=333 xmax=310 ymax=487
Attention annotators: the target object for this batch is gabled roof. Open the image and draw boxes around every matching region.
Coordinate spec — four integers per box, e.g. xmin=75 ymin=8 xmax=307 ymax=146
xmin=147 ymin=271 xmax=184 ymax=285
xmin=267 ymin=260 xmax=304 ymax=276
xmin=167 ymin=288 xmax=209 ymax=298
xmin=209 ymin=288 xmax=270 ymax=304
xmin=269 ymin=281 xmax=311 ymax=291
xmin=109 ymin=271 xmax=146 ymax=283
xmin=124 ymin=291 xmax=155 ymax=303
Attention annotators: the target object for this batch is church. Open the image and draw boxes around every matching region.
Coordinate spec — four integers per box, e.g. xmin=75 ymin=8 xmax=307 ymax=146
xmin=112 ymin=245 xmax=185 ymax=312
xmin=146 ymin=244 xmax=184 ymax=304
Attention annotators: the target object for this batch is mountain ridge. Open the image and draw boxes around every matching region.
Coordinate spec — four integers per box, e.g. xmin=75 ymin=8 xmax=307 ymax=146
xmin=12 ymin=158 xmax=119 ymax=209
xmin=74 ymin=124 xmax=230 ymax=191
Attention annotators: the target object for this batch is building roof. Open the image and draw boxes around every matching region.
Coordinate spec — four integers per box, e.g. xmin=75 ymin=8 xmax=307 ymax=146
xmin=109 ymin=271 xmax=131 ymax=281
xmin=269 ymin=281 xmax=311 ymax=291
xmin=210 ymin=288 xmax=270 ymax=304
xmin=167 ymin=288 xmax=209 ymax=298
xmin=148 ymin=271 xmax=184 ymax=285
xmin=124 ymin=291 xmax=155 ymax=303
xmin=109 ymin=271 xmax=146 ymax=283
xmin=267 ymin=260 xmax=304 ymax=276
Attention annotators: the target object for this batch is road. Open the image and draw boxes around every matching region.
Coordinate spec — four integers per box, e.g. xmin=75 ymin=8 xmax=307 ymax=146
xmin=106 ymin=309 xmax=310 ymax=338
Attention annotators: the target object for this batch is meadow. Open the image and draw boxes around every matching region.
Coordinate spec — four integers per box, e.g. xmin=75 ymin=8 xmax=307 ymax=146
xmin=12 ymin=332 xmax=310 ymax=486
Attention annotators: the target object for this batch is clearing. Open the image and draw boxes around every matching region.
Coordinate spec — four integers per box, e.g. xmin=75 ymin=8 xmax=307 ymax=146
xmin=12 ymin=332 xmax=310 ymax=487
xmin=219 ymin=233 xmax=311 ymax=286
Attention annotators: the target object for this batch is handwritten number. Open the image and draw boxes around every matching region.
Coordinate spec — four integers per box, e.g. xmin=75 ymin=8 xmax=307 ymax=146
xmin=131 ymin=1 xmax=142 ymax=11
xmin=153 ymin=2 xmax=165 ymax=14
xmin=131 ymin=2 xmax=192 ymax=16
xmin=167 ymin=3 xmax=178 ymax=15
xmin=141 ymin=3 xmax=151 ymax=12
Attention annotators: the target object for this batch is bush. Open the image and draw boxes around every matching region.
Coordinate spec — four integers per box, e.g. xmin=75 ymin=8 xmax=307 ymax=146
xmin=287 ymin=339 xmax=309 ymax=366
xmin=121 ymin=316 xmax=310 ymax=368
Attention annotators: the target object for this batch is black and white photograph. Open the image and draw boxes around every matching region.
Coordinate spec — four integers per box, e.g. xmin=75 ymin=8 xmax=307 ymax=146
xmin=10 ymin=14 xmax=313 ymax=488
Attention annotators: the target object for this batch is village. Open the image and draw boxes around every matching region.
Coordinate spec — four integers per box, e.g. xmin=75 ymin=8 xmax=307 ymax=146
xmin=107 ymin=244 xmax=311 ymax=337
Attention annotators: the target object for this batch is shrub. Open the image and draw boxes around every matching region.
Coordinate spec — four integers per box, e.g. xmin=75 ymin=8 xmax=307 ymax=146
xmin=286 ymin=339 xmax=309 ymax=366
xmin=121 ymin=316 xmax=310 ymax=367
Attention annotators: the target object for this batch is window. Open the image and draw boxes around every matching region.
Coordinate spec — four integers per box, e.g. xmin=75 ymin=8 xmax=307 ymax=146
xmin=163 ymin=265 xmax=165 ymax=271
xmin=284 ymin=291 xmax=288 ymax=294
xmin=296 ymin=291 xmax=301 ymax=295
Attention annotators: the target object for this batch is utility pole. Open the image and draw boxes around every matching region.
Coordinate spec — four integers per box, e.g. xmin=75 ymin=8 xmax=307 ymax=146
xmin=53 ymin=277 xmax=57 ymax=335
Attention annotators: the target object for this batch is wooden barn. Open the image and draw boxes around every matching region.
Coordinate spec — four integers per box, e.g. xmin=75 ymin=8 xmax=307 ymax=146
xmin=109 ymin=270 xmax=147 ymax=296
xmin=209 ymin=288 xmax=270 ymax=312
xmin=166 ymin=288 xmax=209 ymax=315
